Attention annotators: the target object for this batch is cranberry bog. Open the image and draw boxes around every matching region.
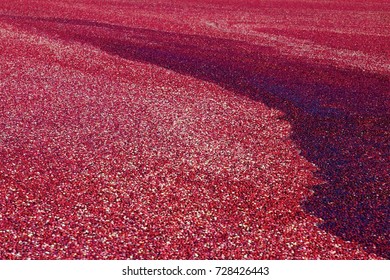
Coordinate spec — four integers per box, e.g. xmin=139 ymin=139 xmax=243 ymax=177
xmin=0 ymin=0 xmax=389 ymax=259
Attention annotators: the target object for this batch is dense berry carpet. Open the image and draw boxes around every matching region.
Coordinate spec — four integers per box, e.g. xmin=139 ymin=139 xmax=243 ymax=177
xmin=0 ymin=0 xmax=389 ymax=259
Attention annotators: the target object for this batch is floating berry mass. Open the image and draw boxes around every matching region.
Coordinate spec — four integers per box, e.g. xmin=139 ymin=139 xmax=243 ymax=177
xmin=0 ymin=0 xmax=388 ymax=260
